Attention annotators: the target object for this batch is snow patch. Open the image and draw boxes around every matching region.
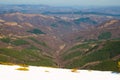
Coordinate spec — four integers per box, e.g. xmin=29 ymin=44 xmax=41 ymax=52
xmin=0 ymin=65 xmax=120 ymax=80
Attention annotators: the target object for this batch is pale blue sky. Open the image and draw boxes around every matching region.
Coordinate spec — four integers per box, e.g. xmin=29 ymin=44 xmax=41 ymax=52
xmin=0 ymin=0 xmax=120 ymax=6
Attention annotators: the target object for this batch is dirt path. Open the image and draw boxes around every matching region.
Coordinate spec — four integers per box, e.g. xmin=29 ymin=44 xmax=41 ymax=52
xmin=112 ymin=54 xmax=120 ymax=61
xmin=53 ymin=44 xmax=66 ymax=68
xmin=79 ymin=61 xmax=100 ymax=69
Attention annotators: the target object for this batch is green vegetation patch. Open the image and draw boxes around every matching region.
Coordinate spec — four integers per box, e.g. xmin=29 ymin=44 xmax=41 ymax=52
xmin=75 ymin=36 xmax=83 ymax=40
xmin=69 ymin=43 xmax=91 ymax=51
xmin=50 ymin=23 xmax=58 ymax=27
xmin=29 ymin=37 xmax=47 ymax=47
xmin=27 ymin=29 xmax=45 ymax=34
xmin=66 ymin=49 xmax=111 ymax=68
xmin=65 ymin=40 xmax=120 ymax=71
xmin=0 ymin=37 xmax=29 ymax=46
xmin=63 ymin=51 xmax=82 ymax=61
xmin=12 ymin=39 xmax=29 ymax=46
xmin=62 ymin=42 xmax=99 ymax=59
xmin=74 ymin=17 xmax=97 ymax=25
xmin=90 ymin=60 xmax=119 ymax=72
xmin=102 ymin=40 xmax=120 ymax=58
xmin=0 ymin=48 xmax=54 ymax=67
xmin=27 ymin=45 xmax=40 ymax=50
xmin=0 ymin=54 xmax=11 ymax=62
xmin=0 ymin=37 xmax=11 ymax=43
xmin=98 ymin=32 xmax=112 ymax=40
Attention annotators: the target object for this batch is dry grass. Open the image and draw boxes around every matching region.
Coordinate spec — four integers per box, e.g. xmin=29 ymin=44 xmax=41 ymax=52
xmin=118 ymin=61 xmax=120 ymax=71
xmin=45 ymin=70 xmax=49 ymax=72
xmin=16 ymin=67 xmax=29 ymax=71
xmin=71 ymin=68 xmax=78 ymax=73
xmin=0 ymin=62 xmax=15 ymax=66
xmin=0 ymin=62 xmax=29 ymax=67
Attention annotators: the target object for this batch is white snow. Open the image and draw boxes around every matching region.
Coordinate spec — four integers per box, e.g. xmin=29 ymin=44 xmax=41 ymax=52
xmin=0 ymin=64 xmax=120 ymax=80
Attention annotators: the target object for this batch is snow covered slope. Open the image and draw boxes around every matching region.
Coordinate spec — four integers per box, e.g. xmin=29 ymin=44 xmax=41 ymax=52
xmin=0 ymin=64 xmax=120 ymax=80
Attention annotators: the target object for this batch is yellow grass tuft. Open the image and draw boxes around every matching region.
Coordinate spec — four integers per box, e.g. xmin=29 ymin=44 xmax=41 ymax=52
xmin=71 ymin=68 xmax=79 ymax=73
xmin=0 ymin=62 xmax=15 ymax=66
xmin=118 ymin=61 xmax=120 ymax=71
xmin=16 ymin=67 xmax=29 ymax=71
xmin=45 ymin=70 xmax=49 ymax=72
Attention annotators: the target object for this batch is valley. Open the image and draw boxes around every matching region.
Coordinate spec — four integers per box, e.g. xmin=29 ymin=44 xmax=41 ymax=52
xmin=0 ymin=5 xmax=120 ymax=72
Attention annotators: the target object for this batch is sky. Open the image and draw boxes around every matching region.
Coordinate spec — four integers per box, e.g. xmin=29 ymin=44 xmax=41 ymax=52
xmin=0 ymin=0 xmax=120 ymax=6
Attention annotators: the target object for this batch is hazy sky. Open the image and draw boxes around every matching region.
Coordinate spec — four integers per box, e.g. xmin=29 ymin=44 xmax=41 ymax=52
xmin=0 ymin=0 xmax=120 ymax=6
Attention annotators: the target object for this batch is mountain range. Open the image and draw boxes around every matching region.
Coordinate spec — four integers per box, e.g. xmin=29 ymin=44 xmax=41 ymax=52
xmin=0 ymin=5 xmax=120 ymax=72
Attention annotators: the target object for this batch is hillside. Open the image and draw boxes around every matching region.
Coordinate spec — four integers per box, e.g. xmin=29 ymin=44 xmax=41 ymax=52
xmin=64 ymin=19 xmax=120 ymax=43
xmin=61 ymin=40 xmax=120 ymax=72
xmin=0 ymin=12 xmax=120 ymax=72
